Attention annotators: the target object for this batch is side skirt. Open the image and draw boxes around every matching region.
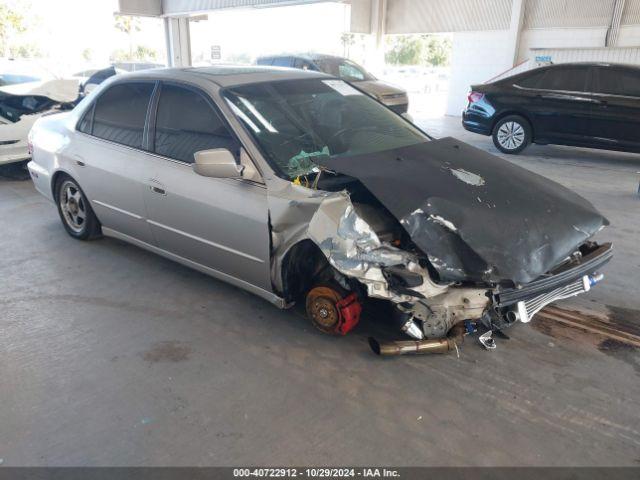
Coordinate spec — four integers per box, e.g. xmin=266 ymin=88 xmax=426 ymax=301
xmin=102 ymin=227 xmax=287 ymax=309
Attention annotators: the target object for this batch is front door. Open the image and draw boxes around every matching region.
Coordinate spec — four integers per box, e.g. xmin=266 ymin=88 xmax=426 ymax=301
xmin=588 ymin=66 xmax=640 ymax=151
xmin=142 ymin=83 xmax=272 ymax=291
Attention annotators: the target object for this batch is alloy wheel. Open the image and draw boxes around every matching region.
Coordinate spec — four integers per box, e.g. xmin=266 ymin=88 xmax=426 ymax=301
xmin=59 ymin=180 xmax=87 ymax=233
xmin=496 ymin=121 xmax=525 ymax=151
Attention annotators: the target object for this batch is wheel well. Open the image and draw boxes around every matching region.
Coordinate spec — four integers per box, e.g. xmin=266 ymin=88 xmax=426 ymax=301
xmin=492 ymin=111 xmax=534 ymax=139
xmin=50 ymin=171 xmax=71 ymax=200
xmin=280 ymin=240 xmax=332 ymax=303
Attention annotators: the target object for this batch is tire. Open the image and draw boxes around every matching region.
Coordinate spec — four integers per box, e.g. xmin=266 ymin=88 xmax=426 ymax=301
xmin=492 ymin=115 xmax=532 ymax=154
xmin=54 ymin=175 xmax=101 ymax=240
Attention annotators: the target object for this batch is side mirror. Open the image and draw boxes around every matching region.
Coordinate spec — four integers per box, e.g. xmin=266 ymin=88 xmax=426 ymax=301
xmin=192 ymin=148 xmax=244 ymax=178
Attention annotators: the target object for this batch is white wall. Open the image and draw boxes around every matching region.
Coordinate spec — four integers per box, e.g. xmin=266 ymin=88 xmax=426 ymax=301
xmin=446 ymin=30 xmax=513 ymax=115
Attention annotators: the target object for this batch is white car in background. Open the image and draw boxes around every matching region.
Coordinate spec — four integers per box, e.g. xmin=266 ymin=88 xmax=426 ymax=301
xmin=0 ymin=78 xmax=78 ymax=166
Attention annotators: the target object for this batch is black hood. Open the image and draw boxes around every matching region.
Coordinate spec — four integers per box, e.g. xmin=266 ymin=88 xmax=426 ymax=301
xmin=318 ymin=137 xmax=608 ymax=285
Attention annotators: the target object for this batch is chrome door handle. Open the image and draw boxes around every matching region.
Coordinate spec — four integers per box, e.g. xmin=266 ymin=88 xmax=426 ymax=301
xmin=150 ymin=185 xmax=166 ymax=195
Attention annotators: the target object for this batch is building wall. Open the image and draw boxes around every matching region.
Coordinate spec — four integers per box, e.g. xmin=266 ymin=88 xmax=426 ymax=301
xmin=446 ymin=30 xmax=514 ymax=115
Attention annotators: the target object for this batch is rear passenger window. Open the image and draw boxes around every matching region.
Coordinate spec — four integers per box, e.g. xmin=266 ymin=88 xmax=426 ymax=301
xmin=153 ymin=84 xmax=237 ymax=163
xmin=92 ymin=83 xmax=154 ymax=149
xmin=272 ymin=57 xmax=292 ymax=67
xmin=595 ymin=68 xmax=640 ymax=97
xmin=515 ymin=70 xmax=546 ymax=89
xmin=77 ymin=104 xmax=94 ymax=134
xmin=536 ymin=67 xmax=588 ymax=92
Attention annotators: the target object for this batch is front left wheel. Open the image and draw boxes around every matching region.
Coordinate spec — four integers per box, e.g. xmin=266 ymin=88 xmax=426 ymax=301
xmin=55 ymin=175 xmax=101 ymax=240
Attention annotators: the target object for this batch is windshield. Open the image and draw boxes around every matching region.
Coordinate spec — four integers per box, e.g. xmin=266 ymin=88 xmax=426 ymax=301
xmin=314 ymin=58 xmax=375 ymax=82
xmin=224 ymin=78 xmax=427 ymax=180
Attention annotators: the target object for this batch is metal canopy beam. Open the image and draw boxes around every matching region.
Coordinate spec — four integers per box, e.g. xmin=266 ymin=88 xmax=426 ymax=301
xmin=118 ymin=0 xmax=332 ymax=17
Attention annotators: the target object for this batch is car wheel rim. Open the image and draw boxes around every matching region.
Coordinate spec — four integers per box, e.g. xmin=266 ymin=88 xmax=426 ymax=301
xmin=59 ymin=180 xmax=86 ymax=233
xmin=497 ymin=121 xmax=525 ymax=150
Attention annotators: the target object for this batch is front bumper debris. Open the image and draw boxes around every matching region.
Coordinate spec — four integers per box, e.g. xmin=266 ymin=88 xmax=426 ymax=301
xmin=494 ymin=243 xmax=612 ymax=307
xmin=510 ymin=273 xmax=604 ymax=324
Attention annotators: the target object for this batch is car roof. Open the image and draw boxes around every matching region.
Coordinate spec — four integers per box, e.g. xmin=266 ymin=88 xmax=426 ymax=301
xmin=111 ymin=65 xmax=331 ymax=87
xmin=258 ymin=53 xmax=346 ymax=62
xmin=532 ymin=61 xmax=640 ymax=70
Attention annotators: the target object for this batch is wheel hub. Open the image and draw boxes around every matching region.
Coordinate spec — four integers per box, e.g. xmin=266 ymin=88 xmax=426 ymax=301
xmin=497 ymin=121 xmax=525 ymax=150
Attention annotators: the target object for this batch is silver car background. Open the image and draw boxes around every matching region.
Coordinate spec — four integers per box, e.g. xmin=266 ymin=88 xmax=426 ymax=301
xmin=27 ymin=66 xmax=611 ymax=356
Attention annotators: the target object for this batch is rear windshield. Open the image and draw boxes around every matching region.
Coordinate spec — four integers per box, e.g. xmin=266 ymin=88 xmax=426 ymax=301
xmin=224 ymin=78 xmax=426 ymax=180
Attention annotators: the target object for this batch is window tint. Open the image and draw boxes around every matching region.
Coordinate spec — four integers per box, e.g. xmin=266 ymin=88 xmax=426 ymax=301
xmin=595 ymin=68 xmax=640 ymax=97
xmin=294 ymin=58 xmax=316 ymax=71
xmin=536 ymin=67 xmax=588 ymax=92
xmin=154 ymin=84 xmax=237 ymax=163
xmin=77 ymin=104 xmax=94 ymax=134
xmin=272 ymin=57 xmax=292 ymax=67
xmin=515 ymin=70 xmax=546 ymax=88
xmin=92 ymin=82 xmax=154 ymax=148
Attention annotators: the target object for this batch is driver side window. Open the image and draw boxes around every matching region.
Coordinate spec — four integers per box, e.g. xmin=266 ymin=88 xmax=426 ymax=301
xmin=153 ymin=84 xmax=237 ymax=164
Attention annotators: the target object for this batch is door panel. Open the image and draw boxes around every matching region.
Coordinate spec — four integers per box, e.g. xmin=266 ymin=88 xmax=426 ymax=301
xmin=144 ymin=160 xmax=272 ymax=291
xmin=143 ymin=82 xmax=272 ymax=291
xmin=74 ymin=137 xmax=155 ymax=244
xmin=588 ymin=67 xmax=640 ymax=150
xmin=73 ymin=82 xmax=156 ymax=243
xmin=514 ymin=66 xmax=594 ymax=143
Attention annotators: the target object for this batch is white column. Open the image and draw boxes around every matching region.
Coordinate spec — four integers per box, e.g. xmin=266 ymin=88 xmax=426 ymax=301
xmin=365 ymin=0 xmax=387 ymax=74
xmin=507 ymin=0 xmax=525 ymax=65
xmin=606 ymin=0 xmax=626 ymax=47
xmin=164 ymin=16 xmax=192 ymax=67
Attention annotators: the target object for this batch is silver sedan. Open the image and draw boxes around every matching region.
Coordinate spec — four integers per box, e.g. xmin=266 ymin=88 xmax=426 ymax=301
xmin=28 ymin=66 xmax=611 ymax=356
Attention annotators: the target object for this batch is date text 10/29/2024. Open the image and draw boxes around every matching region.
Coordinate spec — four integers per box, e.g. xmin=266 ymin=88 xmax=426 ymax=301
xmin=233 ymin=468 xmax=400 ymax=478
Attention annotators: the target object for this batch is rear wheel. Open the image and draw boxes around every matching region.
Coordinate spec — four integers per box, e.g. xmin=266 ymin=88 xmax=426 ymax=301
xmin=55 ymin=175 xmax=101 ymax=240
xmin=492 ymin=115 xmax=531 ymax=154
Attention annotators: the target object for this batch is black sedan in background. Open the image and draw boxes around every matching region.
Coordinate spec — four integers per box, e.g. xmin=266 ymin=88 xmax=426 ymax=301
xmin=462 ymin=62 xmax=640 ymax=154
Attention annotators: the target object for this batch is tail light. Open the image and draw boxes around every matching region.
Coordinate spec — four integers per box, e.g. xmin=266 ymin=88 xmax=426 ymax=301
xmin=467 ymin=91 xmax=484 ymax=104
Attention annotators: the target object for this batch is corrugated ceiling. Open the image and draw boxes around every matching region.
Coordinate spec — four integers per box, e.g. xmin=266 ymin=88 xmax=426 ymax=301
xmin=386 ymin=0 xmax=512 ymax=34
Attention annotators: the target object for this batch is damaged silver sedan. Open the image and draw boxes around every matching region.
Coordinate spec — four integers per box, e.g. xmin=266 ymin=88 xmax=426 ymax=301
xmin=28 ymin=66 xmax=612 ymax=356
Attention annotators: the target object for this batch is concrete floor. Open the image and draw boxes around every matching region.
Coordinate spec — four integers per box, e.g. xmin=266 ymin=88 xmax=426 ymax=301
xmin=1 ymin=117 xmax=640 ymax=466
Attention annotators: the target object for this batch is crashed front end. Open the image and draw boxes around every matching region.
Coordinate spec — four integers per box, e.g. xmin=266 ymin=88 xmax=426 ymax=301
xmin=306 ymin=190 xmax=611 ymax=345
xmin=297 ymin=137 xmax=612 ymax=353
xmin=0 ymin=79 xmax=78 ymax=165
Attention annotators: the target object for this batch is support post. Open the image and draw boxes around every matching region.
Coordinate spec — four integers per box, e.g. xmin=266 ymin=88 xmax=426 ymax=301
xmin=164 ymin=17 xmax=192 ymax=67
xmin=606 ymin=0 xmax=626 ymax=47
xmin=507 ymin=0 xmax=526 ymax=66
xmin=366 ymin=0 xmax=387 ymax=73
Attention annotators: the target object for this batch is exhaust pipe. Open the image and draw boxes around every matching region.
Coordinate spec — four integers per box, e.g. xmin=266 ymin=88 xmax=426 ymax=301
xmin=368 ymin=337 xmax=459 ymax=356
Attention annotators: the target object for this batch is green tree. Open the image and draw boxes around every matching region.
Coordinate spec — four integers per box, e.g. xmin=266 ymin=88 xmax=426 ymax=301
xmin=424 ymin=36 xmax=451 ymax=66
xmin=385 ymin=35 xmax=451 ymax=67
xmin=340 ymin=33 xmax=355 ymax=57
xmin=114 ymin=15 xmax=142 ymax=59
xmin=385 ymin=35 xmax=423 ymax=65
xmin=0 ymin=2 xmax=27 ymax=57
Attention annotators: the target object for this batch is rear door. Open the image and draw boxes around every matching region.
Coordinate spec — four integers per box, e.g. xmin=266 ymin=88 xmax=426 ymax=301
xmin=518 ymin=65 xmax=595 ymax=144
xmin=74 ymin=81 xmax=156 ymax=243
xmin=143 ymin=82 xmax=273 ymax=291
xmin=589 ymin=66 xmax=640 ymax=151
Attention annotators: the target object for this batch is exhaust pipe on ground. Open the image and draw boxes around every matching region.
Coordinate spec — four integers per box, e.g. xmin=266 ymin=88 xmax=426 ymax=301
xmin=369 ymin=324 xmax=466 ymax=357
